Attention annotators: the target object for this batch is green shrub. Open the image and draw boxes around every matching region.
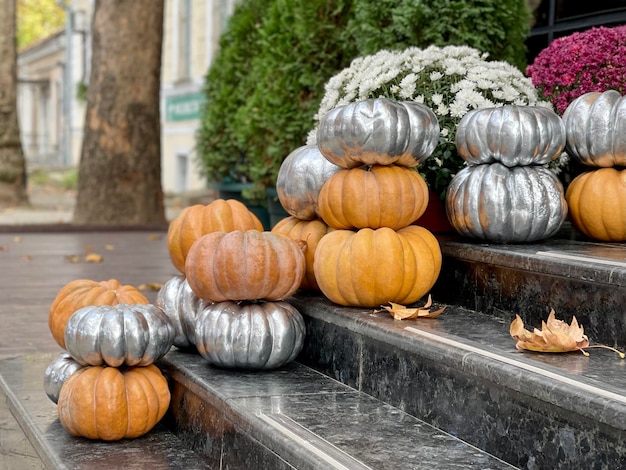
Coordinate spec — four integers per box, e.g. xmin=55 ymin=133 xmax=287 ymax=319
xmin=196 ymin=0 xmax=271 ymax=186
xmin=197 ymin=0 xmax=531 ymax=194
xmin=346 ymin=0 xmax=530 ymax=71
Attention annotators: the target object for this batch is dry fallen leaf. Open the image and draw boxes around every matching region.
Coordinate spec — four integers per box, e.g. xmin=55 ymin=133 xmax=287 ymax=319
xmin=138 ymin=282 xmax=164 ymax=292
xmin=374 ymin=295 xmax=446 ymax=320
xmin=104 ymin=244 xmax=115 ymax=251
xmin=510 ymin=310 xmax=624 ymax=358
xmin=84 ymin=253 xmax=103 ymax=263
xmin=12 ymin=236 xmax=21 ymax=243
xmin=22 ymin=255 xmax=31 ymax=262
xmin=85 ymin=245 xmax=94 ymax=252
xmin=0 ymin=245 xmax=8 ymax=251
xmin=65 ymin=255 xmax=81 ymax=263
xmin=148 ymin=234 xmax=163 ymax=241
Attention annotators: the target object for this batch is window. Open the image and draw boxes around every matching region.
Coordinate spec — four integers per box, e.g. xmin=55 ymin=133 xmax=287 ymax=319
xmin=177 ymin=0 xmax=192 ymax=80
xmin=527 ymin=0 xmax=626 ymax=62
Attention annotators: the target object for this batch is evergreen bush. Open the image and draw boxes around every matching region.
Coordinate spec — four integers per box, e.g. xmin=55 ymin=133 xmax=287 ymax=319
xmin=196 ymin=0 xmax=531 ymax=195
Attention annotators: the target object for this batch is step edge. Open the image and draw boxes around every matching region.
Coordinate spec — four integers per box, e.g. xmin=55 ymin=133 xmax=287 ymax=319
xmin=294 ymin=298 xmax=626 ymax=432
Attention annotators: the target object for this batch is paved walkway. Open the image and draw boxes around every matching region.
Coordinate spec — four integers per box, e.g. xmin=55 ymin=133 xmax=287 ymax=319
xmin=0 ymin=182 xmax=214 ymax=468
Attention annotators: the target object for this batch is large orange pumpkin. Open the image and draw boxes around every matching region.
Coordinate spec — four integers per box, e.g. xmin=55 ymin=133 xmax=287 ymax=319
xmin=317 ymin=165 xmax=428 ymax=230
xmin=271 ymin=216 xmax=332 ymax=290
xmin=48 ymin=279 xmax=149 ymax=350
xmin=314 ymin=226 xmax=442 ymax=307
xmin=185 ymin=230 xmax=306 ymax=302
xmin=57 ymin=364 xmax=170 ymax=441
xmin=566 ymin=168 xmax=626 ymax=241
xmin=167 ymin=199 xmax=263 ymax=273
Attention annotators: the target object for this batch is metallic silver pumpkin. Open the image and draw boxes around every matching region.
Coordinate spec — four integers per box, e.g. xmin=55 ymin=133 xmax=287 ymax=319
xmin=64 ymin=304 xmax=175 ymax=367
xmin=276 ymin=145 xmax=341 ymax=220
xmin=446 ymin=163 xmax=567 ymax=243
xmin=316 ymin=97 xmax=440 ymax=168
xmin=43 ymin=352 xmax=83 ymax=404
xmin=195 ymin=300 xmax=305 ymax=370
xmin=562 ymin=90 xmax=626 ymax=167
xmin=456 ymin=105 xmax=566 ymax=167
xmin=156 ymin=275 xmax=208 ymax=349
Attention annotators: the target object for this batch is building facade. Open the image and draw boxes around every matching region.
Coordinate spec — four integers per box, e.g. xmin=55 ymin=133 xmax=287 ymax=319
xmin=17 ymin=0 xmax=238 ymax=194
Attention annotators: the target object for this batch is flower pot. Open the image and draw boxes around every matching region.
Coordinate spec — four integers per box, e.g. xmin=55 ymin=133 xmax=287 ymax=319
xmin=266 ymin=187 xmax=289 ymax=228
xmin=414 ymin=190 xmax=454 ymax=233
xmin=212 ymin=181 xmax=270 ymax=230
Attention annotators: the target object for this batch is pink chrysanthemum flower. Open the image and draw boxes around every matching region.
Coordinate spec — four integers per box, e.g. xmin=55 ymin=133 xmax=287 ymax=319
xmin=526 ymin=25 xmax=626 ymax=115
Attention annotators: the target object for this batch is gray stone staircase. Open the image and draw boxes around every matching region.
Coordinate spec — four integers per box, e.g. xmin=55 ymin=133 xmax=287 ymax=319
xmin=2 ymin=225 xmax=625 ymax=469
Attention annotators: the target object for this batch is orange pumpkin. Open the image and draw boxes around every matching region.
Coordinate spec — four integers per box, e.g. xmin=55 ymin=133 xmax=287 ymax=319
xmin=317 ymin=165 xmax=428 ymax=230
xmin=566 ymin=168 xmax=626 ymax=241
xmin=57 ymin=364 xmax=170 ymax=441
xmin=167 ymin=199 xmax=263 ymax=273
xmin=185 ymin=230 xmax=306 ymax=302
xmin=48 ymin=279 xmax=149 ymax=350
xmin=314 ymin=226 xmax=442 ymax=307
xmin=271 ymin=216 xmax=332 ymax=290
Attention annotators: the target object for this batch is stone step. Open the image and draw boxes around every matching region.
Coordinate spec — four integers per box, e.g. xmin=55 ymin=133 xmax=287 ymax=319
xmin=159 ymin=350 xmax=514 ymax=470
xmin=291 ymin=294 xmax=626 ymax=470
xmin=0 ymin=353 xmax=214 ymax=470
xmin=434 ymin=226 xmax=626 ymax=349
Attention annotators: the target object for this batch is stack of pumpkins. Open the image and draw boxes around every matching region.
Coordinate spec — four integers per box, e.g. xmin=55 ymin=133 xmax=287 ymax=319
xmin=44 ymin=279 xmax=175 ymax=441
xmin=162 ymin=198 xmax=307 ymax=370
xmin=562 ymin=90 xmax=626 ymax=242
xmin=446 ymin=105 xmax=568 ymax=243
xmin=276 ymin=97 xmax=444 ymax=308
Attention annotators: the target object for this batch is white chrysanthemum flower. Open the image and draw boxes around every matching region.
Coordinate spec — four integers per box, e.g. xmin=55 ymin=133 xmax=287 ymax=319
xmin=440 ymin=128 xmax=449 ymax=137
xmin=431 ymin=93 xmax=443 ymax=105
xmin=429 ymin=71 xmax=444 ymax=81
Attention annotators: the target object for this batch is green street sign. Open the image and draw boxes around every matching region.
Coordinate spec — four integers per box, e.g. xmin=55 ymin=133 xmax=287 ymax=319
xmin=165 ymin=93 xmax=206 ymax=121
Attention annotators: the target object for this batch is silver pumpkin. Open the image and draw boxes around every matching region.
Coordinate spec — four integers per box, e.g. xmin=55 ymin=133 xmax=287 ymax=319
xmin=276 ymin=145 xmax=341 ymax=220
xmin=455 ymin=105 xmax=566 ymax=167
xmin=446 ymin=163 xmax=567 ymax=243
xmin=64 ymin=304 xmax=175 ymax=367
xmin=562 ymin=90 xmax=626 ymax=167
xmin=195 ymin=300 xmax=305 ymax=370
xmin=43 ymin=352 xmax=83 ymax=404
xmin=156 ymin=275 xmax=208 ymax=349
xmin=316 ymin=97 xmax=440 ymax=168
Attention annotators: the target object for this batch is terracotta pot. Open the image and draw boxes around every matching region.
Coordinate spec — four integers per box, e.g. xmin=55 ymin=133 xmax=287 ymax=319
xmin=414 ymin=190 xmax=454 ymax=233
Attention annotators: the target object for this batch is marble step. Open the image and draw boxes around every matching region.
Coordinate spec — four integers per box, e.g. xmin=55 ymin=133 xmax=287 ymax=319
xmin=290 ymin=294 xmax=626 ymax=470
xmin=0 ymin=353 xmax=214 ymax=470
xmin=434 ymin=227 xmax=626 ymax=349
xmin=159 ymin=349 xmax=514 ymax=470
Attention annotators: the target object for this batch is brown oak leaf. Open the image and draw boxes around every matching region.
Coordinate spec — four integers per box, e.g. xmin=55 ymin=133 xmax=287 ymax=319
xmin=375 ymin=295 xmax=445 ymax=320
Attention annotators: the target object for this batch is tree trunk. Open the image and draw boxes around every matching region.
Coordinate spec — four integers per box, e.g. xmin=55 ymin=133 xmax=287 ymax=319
xmin=73 ymin=0 xmax=166 ymax=226
xmin=0 ymin=0 xmax=28 ymax=207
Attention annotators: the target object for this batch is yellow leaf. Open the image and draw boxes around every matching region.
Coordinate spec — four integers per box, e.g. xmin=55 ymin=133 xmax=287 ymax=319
xmin=22 ymin=255 xmax=31 ymax=262
xmin=510 ymin=310 xmax=624 ymax=358
xmin=85 ymin=245 xmax=94 ymax=252
xmin=12 ymin=236 xmax=21 ymax=243
xmin=65 ymin=255 xmax=81 ymax=263
xmin=138 ymin=282 xmax=164 ymax=292
xmin=374 ymin=295 xmax=445 ymax=320
xmin=148 ymin=234 xmax=163 ymax=241
xmin=84 ymin=253 xmax=103 ymax=263
xmin=104 ymin=244 xmax=115 ymax=251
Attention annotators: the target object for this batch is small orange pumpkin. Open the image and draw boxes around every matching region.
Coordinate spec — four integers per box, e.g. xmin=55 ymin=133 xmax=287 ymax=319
xmin=185 ymin=230 xmax=306 ymax=302
xmin=167 ymin=199 xmax=263 ymax=273
xmin=566 ymin=168 xmax=626 ymax=241
xmin=317 ymin=165 xmax=428 ymax=230
xmin=271 ymin=216 xmax=332 ymax=290
xmin=48 ymin=279 xmax=149 ymax=350
xmin=314 ymin=226 xmax=442 ymax=307
xmin=57 ymin=364 xmax=170 ymax=441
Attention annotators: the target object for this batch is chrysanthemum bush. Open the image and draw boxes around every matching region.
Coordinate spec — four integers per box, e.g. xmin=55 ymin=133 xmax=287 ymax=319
xmin=526 ymin=25 xmax=626 ymax=115
xmin=307 ymin=45 xmax=557 ymax=197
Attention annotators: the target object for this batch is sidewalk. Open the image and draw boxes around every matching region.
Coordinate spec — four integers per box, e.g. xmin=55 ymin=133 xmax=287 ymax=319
xmin=0 ymin=182 xmax=215 ymax=226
